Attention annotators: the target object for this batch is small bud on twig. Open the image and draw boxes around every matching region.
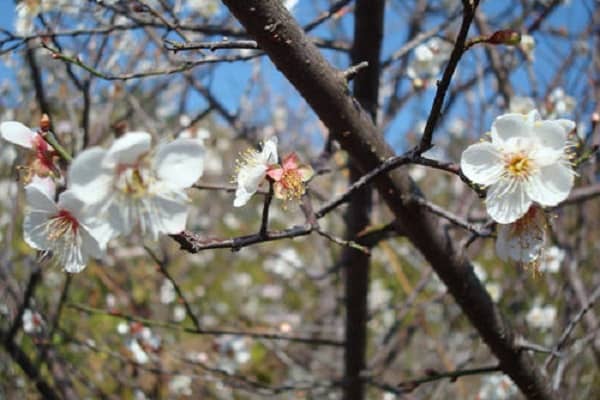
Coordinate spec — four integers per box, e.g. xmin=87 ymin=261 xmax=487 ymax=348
xmin=40 ymin=114 xmax=51 ymax=133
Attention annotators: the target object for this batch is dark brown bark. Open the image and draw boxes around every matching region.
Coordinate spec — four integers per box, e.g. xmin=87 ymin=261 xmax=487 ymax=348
xmin=220 ymin=1 xmax=555 ymax=398
xmin=341 ymin=1 xmax=384 ymax=399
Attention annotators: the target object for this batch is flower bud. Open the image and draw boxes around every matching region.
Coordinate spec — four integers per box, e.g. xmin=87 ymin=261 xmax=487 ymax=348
xmin=487 ymin=30 xmax=521 ymax=46
xmin=40 ymin=114 xmax=51 ymax=133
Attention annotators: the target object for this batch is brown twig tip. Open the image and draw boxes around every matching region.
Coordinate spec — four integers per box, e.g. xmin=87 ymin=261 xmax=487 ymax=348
xmin=342 ymin=61 xmax=369 ymax=81
xmin=40 ymin=114 xmax=51 ymax=132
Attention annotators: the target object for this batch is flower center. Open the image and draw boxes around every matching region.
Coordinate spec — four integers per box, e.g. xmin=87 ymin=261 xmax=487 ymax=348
xmin=116 ymin=166 xmax=151 ymax=198
xmin=280 ymin=169 xmax=304 ymax=200
xmin=47 ymin=209 xmax=79 ymax=239
xmin=505 ymin=152 xmax=533 ymax=179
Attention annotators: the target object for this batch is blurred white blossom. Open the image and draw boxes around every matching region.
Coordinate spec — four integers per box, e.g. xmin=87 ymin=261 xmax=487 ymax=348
xmin=526 ymin=304 xmax=556 ymax=329
xmin=169 ymin=375 xmax=193 ymax=396
xmin=22 ymin=309 xmax=44 ymax=334
xmin=538 ymin=246 xmax=565 ymax=273
xmin=477 ymin=374 xmax=518 ymax=399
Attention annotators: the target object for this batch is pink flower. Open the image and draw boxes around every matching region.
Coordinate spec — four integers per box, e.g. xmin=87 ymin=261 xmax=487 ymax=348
xmin=266 ymin=153 xmax=313 ymax=202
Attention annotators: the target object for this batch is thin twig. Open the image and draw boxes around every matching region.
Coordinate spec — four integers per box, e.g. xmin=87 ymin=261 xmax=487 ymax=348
xmin=67 ymin=303 xmax=343 ymax=347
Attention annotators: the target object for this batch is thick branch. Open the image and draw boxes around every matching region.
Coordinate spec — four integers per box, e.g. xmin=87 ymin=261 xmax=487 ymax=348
xmin=220 ymin=1 xmax=555 ymax=398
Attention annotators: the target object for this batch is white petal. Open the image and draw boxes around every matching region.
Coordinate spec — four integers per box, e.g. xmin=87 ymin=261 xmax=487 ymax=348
xmin=143 ymin=193 xmax=189 ymax=239
xmin=68 ymin=148 xmax=112 ymax=204
xmin=261 ymin=138 xmax=278 ymax=164
xmin=532 ymin=120 xmax=568 ymax=151
xmin=105 ymin=131 xmax=152 ymax=165
xmin=496 ymin=220 xmax=544 ymax=263
xmin=0 ymin=121 xmax=36 ymax=149
xmin=486 ymin=180 xmax=532 ymax=223
xmin=23 ymin=210 xmax=53 ymax=250
xmin=238 ymin=164 xmax=266 ymax=193
xmin=556 ymin=119 xmax=575 ymax=134
xmin=525 ymin=164 xmax=574 ymax=206
xmin=29 ymin=176 xmax=56 ymax=199
xmin=25 ymin=185 xmax=58 ymax=213
xmin=107 ymin=200 xmax=132 ymax=236
xmin=234 ymin=186 xmax=253 ymax=207
xmin=62 ymin=244 xmax=87 ymax=273
xmin=57 ymin=190 xmax=85 ymax=217
xmin=153 ymin=138 xmax=204 ymax=189
xmin=84 ymin=219 xmax=117 ymax=251
xmin=460 ymin=142 xmax=504 ymax=185
xmin=491 ymin=113 xmax=531 ymax=144
xmin=79 ymin=225 xmax=104 ymax=259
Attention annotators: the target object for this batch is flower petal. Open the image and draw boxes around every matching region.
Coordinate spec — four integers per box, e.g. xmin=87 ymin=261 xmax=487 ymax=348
xmin=298 ymin=164 xmax=314 ymax=182
xmin=282 ymin=153 xmax=299 ymax=170
xmin=532 ymin=120 xmax=569 ymax=151
xmin=234 ymin=186 xmax=253 ymax=207
xmin=525 ymin=163 xmax=574 ymax=206
xmin=25 ymin=184 xmax=58 ymax=213
xmin=153 ymin=138 xmax=204 ymax=189
xmin=496 ymin=218 xmax=545 ymax=263
xmin=105 ymin=131 xmax=152 ymax=165
xmin=0 ymin=121 xmax=36 ymax=149
xmin=238 ymin=164 xmax=267 ymax=193
xmin=266 ymin=166 xmax=283 ymax=181
xmin=61 ymin=244 xmax=87 ymax=274
xmin=486 ymin=180 xmax=532 ymax=223
xmin=143 ymin=193 xmax=189 ymax=239
xmin=491 ymin=113 xmax=531 ymax=144
xmin=68 ymin=147 xmax=112 ymax=205
xmin=460 ymin=142 xmax=503 ymax=185
xmin=261 ymin=138 xmax=278 ymax=164
xmin=23 ymin=210 xmax=53 ymax=251
xmin=29 ymin=176 xmax=56 ymax=199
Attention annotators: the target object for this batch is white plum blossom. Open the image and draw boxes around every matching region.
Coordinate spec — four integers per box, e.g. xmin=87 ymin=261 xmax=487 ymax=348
xmin=546 ymin=87 xmax=576 ymax=118
xmin=520 ymin=34 xmax=535 ymax=61
xmin=127 ymin=339 xmax=150 ymax=364
xmin=233 ymin=137 xmax=278 ymax=207
xmin=22 ymin=309 xmax=44 ymax=334
xmin=14 ymin=0 xmax=81 ymax=35
xmin=461 ymin=110 xmax=576 ymax=224
xmin=68 ymin=132 xmax=204 ymax=240
xmin=526 ymin=304 xmax=557 ymax=329
xmin=477 ymin=374 xmax=519 ymax=400
xmin=496 ymin=206 xmax=546 ymax=264
xmin=187 ymin=0 xmax=220 ymax=18
xmin=539 ymin=246 xmax=565 ymax=273
xmin=509 ymin=96 xmax=536 ymax=114
xmin=169 ymin=375 xmax=193 ymax=396
xmin=160 ymin=279 xmax=177 ymax=304
xmin=23 ymin=184 xmax=111 ymax=273
xmin=407 ymin=38 xmax=452 ymax=87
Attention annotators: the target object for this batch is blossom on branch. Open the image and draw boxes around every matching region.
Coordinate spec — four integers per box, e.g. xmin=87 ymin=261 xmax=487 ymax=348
xmin=266 ymin=153 xmax=314 ymax=202
xmin=407 ymin=37 xmax=452 ymax=88
xmin=233 ymin=137 xmax=278 ymax=207
xmin=0 ymin=121 xmax=58 ymax=181
xmin=460 ymin=110 xmax=576 ymax=224
xmin=495 ymin=206 xmax=546 ymax=265
xmin=68 ymin=132 xmax=204 ymax=240
xmin=23 ymin=184 xmax=111 ymax=273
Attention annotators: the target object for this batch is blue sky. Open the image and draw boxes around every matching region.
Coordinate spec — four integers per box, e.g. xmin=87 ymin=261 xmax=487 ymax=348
xmin=0 ymin=1 xmax=594 ymax=153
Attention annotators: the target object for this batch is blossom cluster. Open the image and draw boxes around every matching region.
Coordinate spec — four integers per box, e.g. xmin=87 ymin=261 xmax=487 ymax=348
xmin=232 ymin=137 xmax=313 ymax=207
xmin=2 ymin=119 xmax=314 ymax=274
xmin=2 ymin=121 xmax=204 ymax=273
